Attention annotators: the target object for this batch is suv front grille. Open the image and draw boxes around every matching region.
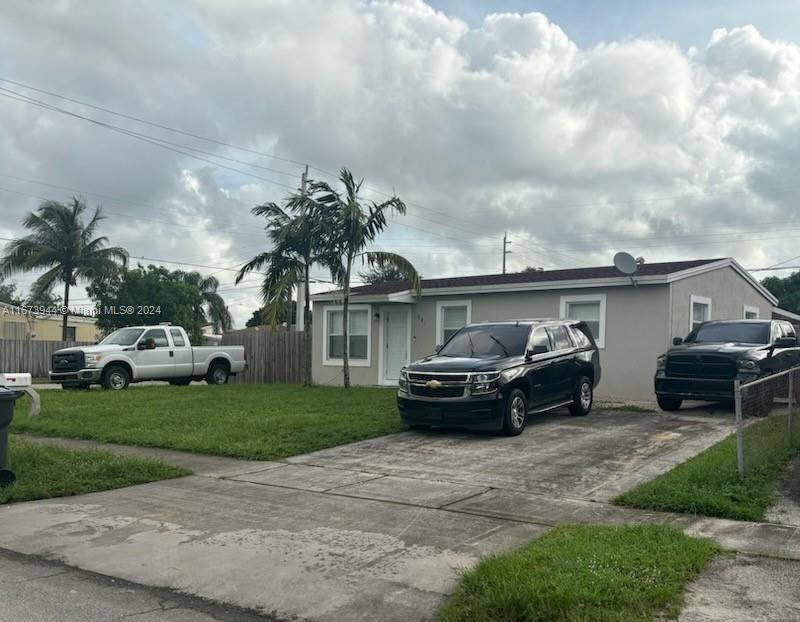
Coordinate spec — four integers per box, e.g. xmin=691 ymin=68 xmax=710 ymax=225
xmin=410 ymin=385 xmax=465 ymax=398
xmin=51 ymin=351 xmax=85 ymax=373
xmin=408 ymin=372 xmax=469 ymax=383
xmin=666 ymin=354 xmax=737 ymax=379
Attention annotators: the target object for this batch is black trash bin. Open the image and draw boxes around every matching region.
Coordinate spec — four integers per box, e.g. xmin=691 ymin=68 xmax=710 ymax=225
xmin=0 ymin=387 xmax=23 ymax=487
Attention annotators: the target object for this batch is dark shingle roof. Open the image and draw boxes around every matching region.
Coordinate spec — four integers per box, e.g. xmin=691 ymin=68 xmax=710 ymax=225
xmin=333 ymin=258 xmax=725 ymax=297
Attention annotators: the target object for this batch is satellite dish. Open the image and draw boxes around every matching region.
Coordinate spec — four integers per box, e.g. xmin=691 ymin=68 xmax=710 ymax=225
xmin=613 ymin=251 xmax=639 ymax=276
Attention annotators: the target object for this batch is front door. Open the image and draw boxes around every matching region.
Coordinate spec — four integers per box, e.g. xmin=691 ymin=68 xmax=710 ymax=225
xmin=383 ymin=309 xmax=409 ymax=384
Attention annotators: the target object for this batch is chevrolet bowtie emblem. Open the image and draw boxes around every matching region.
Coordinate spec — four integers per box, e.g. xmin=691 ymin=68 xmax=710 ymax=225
xmin=425 ymin=380 xmax=442 ymax=389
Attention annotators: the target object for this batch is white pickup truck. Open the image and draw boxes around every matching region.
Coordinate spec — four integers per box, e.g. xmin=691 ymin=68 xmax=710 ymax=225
xmin=49 ymin=325 xmax=246 ymax=390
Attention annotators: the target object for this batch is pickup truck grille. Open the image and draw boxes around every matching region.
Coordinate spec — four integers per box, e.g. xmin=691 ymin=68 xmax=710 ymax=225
xmin=666 ymin=354 xmax=737 ymax=379
xmin=408 ymin=372 xmax=469 ymax=383
xmin=410 ymin=385 xmax=465 ymax=398
xmin=51 ymin=351 xmax=85 ymax=373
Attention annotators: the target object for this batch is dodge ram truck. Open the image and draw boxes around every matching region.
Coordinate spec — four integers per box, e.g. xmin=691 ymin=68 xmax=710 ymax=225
xmin=49 ymin=325 xmax=246 ymax=390
xmin=654 ymin=319 xmax=800 ymax=410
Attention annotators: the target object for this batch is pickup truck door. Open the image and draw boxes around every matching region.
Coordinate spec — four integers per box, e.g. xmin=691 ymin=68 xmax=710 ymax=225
xmin=132 ymin=328 xmax=173 ymax=379
xmin=168 ymin=328 xmax=194 ymax=377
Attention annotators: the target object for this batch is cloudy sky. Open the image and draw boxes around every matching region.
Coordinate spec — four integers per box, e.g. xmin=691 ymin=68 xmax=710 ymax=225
xmin=1 ymin=0 xmax=799 ymax=327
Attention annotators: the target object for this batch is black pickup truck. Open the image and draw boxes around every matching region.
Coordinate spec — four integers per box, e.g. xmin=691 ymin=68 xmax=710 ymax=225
xmin=397 ymin=320 xmax=601 ymax=435
xmin=654 ymin=319 xmax=800 ymax=410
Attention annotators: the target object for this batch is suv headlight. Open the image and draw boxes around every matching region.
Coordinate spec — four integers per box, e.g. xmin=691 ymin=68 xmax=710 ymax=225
xmin=399 ymin=368 xmax=408 ymax=392
xmin=84 ymin=353 xmax=102 ymax=367
xmin=738 ymin=359 xmax=759 ymax=371
xmin=656 ymin=354 xmax=666 ymax=370
xmin=472 ymin=371 xmax=500 ymax=395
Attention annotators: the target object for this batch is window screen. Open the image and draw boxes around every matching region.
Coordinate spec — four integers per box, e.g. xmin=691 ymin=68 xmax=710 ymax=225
xmin=565 ymin=301 xmax=600 ymax=341
xmin=691 ymin=301 xmax=709 ymax=329
xmin=327 ymin=309 xmax=369 ymax=360
xmin=441 ymin=305 xmax=468 ymax=342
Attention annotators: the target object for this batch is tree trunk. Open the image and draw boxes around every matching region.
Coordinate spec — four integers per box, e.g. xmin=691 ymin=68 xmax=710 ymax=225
xmin=61 ymin=277 xmax=71 ymax=341
xmin=342 ymin=255 xmax=352 ymax=388
xmin=303 ymin=262 xmax=312 ymax=386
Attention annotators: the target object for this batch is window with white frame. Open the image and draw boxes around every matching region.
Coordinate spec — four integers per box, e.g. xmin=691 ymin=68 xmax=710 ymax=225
xmin=743 ymin=305 xmax=759 ymax=320
xmin=690 ymin=295 xmax=711 ymax=331
xmin=560 ymin=294 xmax=606 ymax=348
xmin=324 ymin=306 xmax=370 ymax=365
xmin=436 ymin=300 xmax=471 ymax=344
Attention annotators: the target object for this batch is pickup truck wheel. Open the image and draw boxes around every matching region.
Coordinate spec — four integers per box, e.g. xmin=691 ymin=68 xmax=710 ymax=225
xmin=102 ymin=365 xmax=130 ymax=390
xmin=657 ymin=396 xmax=682 ymax=411
xmin=206 ymin=363 xmax=229 ymax=385
xmin=502 ymin=388 xmax=528 ymax=436
xmin=568 ymin=377 xmax=593 ymax=416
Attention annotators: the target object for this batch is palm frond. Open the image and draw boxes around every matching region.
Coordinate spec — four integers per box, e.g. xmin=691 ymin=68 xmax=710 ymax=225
xmin=364 ymin=251 xmax=422 ymax=296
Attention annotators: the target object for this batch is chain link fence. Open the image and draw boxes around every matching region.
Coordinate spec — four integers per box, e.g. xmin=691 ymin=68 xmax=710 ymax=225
xmin=735 ymin=367 xmax=800 ymax=477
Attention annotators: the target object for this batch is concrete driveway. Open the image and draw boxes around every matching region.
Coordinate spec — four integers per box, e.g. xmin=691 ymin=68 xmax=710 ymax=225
xmin=0 ymin=408 xmax=741 ymax=621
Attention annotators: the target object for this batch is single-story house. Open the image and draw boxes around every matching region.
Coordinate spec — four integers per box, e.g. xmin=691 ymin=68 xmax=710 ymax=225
xmin=0 ymin=301 xmax=98 ymax=342
xmin=311 ymin=257 xmax=778 ymax=401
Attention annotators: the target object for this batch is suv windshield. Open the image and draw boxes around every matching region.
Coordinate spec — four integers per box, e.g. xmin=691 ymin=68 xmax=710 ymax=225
xmin=100 ymin=328 xmax=145 ymax=346
xmin=439 ymin=324 xmax=530 ymax=358
xmin=686 ymin=322 xmax=770 ymax=345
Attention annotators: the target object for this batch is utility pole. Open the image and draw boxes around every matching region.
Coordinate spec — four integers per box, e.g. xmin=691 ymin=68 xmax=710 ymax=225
xmin=296 ymin=165 xmax=308 ymax=334
xmin=502 ymin=232 xmax=512 ymax=274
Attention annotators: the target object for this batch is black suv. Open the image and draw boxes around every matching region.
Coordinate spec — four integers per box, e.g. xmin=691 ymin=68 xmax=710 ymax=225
xmin=397 ymin=320 xmax=601 ymax=435
xmin=654 ymin=319 xmax=800 ymax=410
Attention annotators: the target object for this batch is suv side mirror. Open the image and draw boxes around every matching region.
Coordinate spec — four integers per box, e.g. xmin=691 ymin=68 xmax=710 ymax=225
xmin=673 ymin=337 xmax=683 ymax=346
xmin=526 ymin=345 xmax=549 ymax=357
xmin=774 ymin=336 xmax=796 ymax=348
xmin=137 ymin=338 xmax=156 ymax=350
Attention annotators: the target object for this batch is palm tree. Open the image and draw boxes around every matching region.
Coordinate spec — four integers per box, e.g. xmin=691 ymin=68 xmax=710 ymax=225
xmin=0 ymin=197 xmax=128 ymax=339
xmin=235 ymin=193 xmax=325 ymax=385
xmin=173 ymin=271 xmax=233 ymax=334
xmin=313 ymin=169 xmax=421 ymax=388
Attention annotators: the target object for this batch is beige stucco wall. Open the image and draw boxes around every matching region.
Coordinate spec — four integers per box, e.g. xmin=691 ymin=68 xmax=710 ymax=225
xmin=669 ymin=266 xmax=774 ymax=341
xmin=313 ymin=285 xmax=671 ymax=400
xmin=0 ymin=309 xmax=98 ymax=342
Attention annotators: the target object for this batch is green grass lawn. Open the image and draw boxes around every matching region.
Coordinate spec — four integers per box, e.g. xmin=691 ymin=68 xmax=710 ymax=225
xmin=11 ymin=384 xmax=402 ymax=460
xmin=0 ymin=437 xmax=189 ymax=504
xmin=615 ymin=415 xmax=799 ymax=521
xmin=437 ymin=524 xmax=719 ymax=622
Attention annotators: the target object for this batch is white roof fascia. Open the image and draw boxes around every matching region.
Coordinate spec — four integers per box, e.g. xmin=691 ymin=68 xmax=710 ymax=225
xmin=664 ymin=258 xmax=778 ymax=305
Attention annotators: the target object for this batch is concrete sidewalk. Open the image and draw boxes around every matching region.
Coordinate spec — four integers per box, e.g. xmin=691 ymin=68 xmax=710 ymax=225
xmin=2 ymin=414 xmax=799 ymax=621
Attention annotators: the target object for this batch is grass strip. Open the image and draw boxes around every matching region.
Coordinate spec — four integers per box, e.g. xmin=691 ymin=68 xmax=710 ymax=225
xmin=1 ymin=437 xmax=189 ymax=504
xmin=437 ymin=524 xmax=719 ymax=622
xmin=615 ymin=415 xmax=798 ymax=521
xmin=12 ymin=384 xmax=402 ymax=460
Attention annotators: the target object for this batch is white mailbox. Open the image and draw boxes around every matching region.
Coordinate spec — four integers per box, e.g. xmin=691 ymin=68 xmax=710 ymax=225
xmin=0 ymin=373 xmax=32 ymax=388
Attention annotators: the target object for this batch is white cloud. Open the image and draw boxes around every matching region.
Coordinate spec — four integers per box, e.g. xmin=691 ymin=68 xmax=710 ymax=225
xmin=0 ymin=1 xmax=799 ymax=326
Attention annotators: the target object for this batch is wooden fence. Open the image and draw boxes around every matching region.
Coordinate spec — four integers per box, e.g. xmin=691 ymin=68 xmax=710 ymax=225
xmin=221 ymin=330 xmax=308 ymax=385
xmin=0 ymin=339 xmax=92 ymax=378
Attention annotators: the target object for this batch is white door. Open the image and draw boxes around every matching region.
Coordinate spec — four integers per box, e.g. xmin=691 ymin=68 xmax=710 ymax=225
xmin=383 ymin=309 xmax=409 ymax=383
xmin=132 ymin=328 xmax=174 ymax=379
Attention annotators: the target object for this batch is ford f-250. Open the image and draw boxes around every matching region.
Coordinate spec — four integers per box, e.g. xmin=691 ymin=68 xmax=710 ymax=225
xmin=49 ymin=325 xmax=246 ymax=390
